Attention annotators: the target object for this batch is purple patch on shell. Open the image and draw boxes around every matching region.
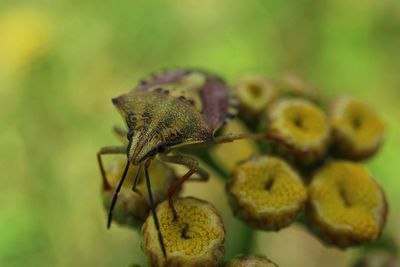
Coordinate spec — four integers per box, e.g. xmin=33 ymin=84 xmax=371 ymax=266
xmin=135 ymin=69 xmax=230 ymax=132
xmin=200 ymin=76 xmax=230 ymax=131
xmin=136 ymin=69 xmax=187 ymax=91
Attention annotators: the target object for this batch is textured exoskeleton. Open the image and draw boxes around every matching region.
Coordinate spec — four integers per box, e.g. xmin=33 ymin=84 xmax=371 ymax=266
xmin=97 ymin=69 xmax=266 ymax=257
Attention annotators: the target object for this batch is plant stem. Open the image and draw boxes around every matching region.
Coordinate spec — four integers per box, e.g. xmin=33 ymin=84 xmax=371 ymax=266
xmin=226 ymin=221 xmax=255 ymax=258
xmin=195 ymin=149 xmax=230 ymax=179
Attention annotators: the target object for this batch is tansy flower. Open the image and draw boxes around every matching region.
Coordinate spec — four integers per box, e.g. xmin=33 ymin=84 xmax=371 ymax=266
xmin=225 ymin=255 xmax=278 ymax=267
xmin=235 ymin=75 xmax=279 ymax=124
xmin=330 ymin=97 xmax=385 ymax=160
xmin=0 ymin=7 xmax=53 ymax=76
xmin=142 ymin=197 xmax=225 ymax=267
xmin=227 ymin=155 xmax=307 ymax=231
xmin=280 ymin=73 xmax=320 ymax=101
xmin=267 ymin=98 xmax=330 ymax=164
xmin=307 ymin=161 xmax=387 ymax=248
xmin=102 ymin=159 xmax=179 ymax=228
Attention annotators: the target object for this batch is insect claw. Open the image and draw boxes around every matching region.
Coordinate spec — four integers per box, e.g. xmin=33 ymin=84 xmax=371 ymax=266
xmin=132 ymin=188 xmax=142 ymax=195
xmin=172 ymin=209 xmax=178 ymax=221
xmin=170 ymin=204 xmax=178 ymax=220
xmin=168 ymin=196 xmax=179 ymax=220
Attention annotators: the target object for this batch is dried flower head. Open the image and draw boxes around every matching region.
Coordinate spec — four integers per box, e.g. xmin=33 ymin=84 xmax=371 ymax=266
xmin=280 ymin=73 xmax=320 ymax=101
xmin=267 ymin=98 xmax=330 ymax=164
xmin=235 ymin=75 xmax=279 ymax=123
xmin=102 ymin=159 xmax=179 ymax=227
xmin=142 ymin=197 xmax=225 ymax=267
xmin=330 ymin=97 xmax=385 ymax=160
xmin=307 ymin=161 xmax=388 ymax=248
xmin=225 ymin=255 xmax=278 ymax=267
xmin=227 ymin=155 xmax=307 ymax=231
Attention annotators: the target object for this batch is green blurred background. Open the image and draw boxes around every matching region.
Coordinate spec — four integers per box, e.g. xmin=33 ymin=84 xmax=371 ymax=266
xmin=1 ymin=1 xmax=399 ymax=266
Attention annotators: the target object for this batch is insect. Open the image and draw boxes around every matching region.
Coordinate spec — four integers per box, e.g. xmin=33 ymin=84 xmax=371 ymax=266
xmin=97 ymin=69 xmax=266 ymax=257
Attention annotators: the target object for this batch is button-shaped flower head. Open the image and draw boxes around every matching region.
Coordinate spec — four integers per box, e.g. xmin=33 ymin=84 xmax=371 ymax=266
xmin=307 ymin=161 xmax=388 ymax=248
xmin=280 ymin=73 xmax=320 ymax=101
xmin=235 ymin=75 xmax=279 ymax=123
xmin=225 ymin=255 xmax=278 ymax=267
xmin=267 ymin=98 xmax=330 ymax=164
xmin=227 ymin=155 xmax=307 ymax=231
xmin=330 ymin=97 xmax=385 ymax=160
xmin=142 ymin=197 xmax=225 ymax=267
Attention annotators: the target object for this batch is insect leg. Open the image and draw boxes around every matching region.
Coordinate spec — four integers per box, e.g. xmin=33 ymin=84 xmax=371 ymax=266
xmin=159 ymin=153 xmax=209 ymax=182
xmin=113 ymin=126 xmax=129 ymax=144
xmin=144 ymin=159 xmax=167 ymax=258
xmin=97 ymin=146 xmax=127 ymax=190
xmin=212 ymin=132 xmax=268 ymax=144
xmin=159 ymin=154 xmax=208 ymax=219
xmin=96 ymin=145 xmax=128 ymax=228
xmin=187 ymin=164 xmax=209 ymax=182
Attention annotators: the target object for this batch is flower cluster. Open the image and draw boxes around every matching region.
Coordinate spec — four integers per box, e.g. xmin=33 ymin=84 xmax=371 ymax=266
xmin=100 ymin=73 xmax=388 ymax=267
xmin=103 ymin=162 xmax=278 ymax=266
xmin=231 ymin=74 xmax=388 ymax=248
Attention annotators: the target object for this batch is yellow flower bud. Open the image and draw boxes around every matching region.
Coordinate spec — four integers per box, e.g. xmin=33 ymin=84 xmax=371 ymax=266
xmin=280 ymin=73 xmax=320 ymax=101
xmin=102 ymin=159 xmax=179 ymax=228
xmin=225 ymin=255 xmax=278 ymax=267
xmin=330 ymin=97 xmax=385 ymax=160
xmin=307 ymin=161 xmax=388 ymax=248
xmin=235 ymin=75 xmax=279 ymax=123
xmin=227 ymin=155 xmax=307 ymax=231
xmin=267 ymin=98 xmax=330 ymax=164
xmin=142 ymin=197 xmax=225 ymax=267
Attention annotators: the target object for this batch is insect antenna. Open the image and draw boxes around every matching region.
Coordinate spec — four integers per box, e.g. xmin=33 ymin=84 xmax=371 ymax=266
xmin=107 ymin=136 xmax=135 ymax=228
xmin=145 ymin=159 xmax=167 ymax=258
xmin=107 ymin=159 xmax=131 ymax=228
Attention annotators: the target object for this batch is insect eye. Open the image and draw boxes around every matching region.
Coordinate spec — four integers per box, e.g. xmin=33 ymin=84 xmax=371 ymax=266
xmin=157 ymin=143 xmax=166 ymax=153
xmin=127 ymin=131 xmax=134 ymax=140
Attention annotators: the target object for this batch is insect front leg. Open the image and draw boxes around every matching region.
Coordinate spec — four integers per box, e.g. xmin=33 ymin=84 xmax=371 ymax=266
xmin=159 ymin=153 xmax=209 ymax=219
xmin=97 ymin=145 xmax=127 ymax=189
xmin=96 ymin=145 xmax=127 ymax=228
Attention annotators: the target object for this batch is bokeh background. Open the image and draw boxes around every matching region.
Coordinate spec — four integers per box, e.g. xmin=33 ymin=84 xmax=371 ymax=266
xmin=1 ymin=1 xmax=400 ymax=266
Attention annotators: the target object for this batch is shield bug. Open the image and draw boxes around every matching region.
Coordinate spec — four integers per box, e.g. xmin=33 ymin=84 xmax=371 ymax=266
xmin=97 ymin=69 xmax=267 ymax=257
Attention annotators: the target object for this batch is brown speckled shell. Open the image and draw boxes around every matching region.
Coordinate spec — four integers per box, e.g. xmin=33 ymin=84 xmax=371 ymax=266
xmin=136 ymin=69 xmax=231 ymax=132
